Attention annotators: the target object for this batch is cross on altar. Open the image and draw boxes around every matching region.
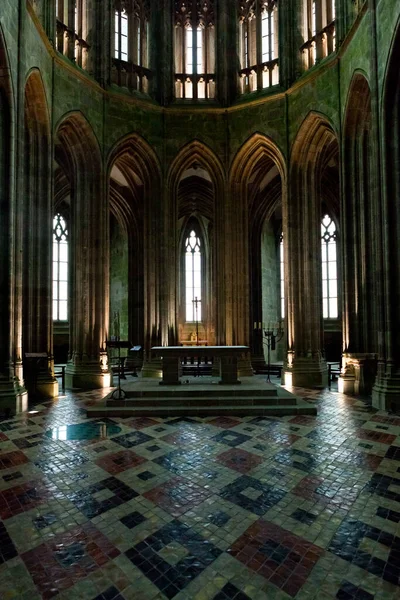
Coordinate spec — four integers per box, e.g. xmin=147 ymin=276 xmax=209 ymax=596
xmin=192 ymin=296 xmax=201 ymax=346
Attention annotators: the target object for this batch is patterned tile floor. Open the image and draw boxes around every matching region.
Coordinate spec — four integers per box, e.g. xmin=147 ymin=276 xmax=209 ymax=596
xmin=0 ymin=377 xmax=400 ymax=599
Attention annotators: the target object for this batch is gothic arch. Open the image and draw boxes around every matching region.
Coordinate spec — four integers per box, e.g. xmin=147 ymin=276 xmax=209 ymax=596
xmin=107 ymin=133 xmax=162 ymax=352
xmin=286 ymin=112 xmax=340 ymax=386
xmin=342 ymin=72 xmax=377 ymax=362
xmin=55 ymin=112 xmax=110 ymax=387
xmin=226 ymin=133 xmax=286 ymax=350
xmin=22 ymin=69 xmax=53 ymax=392
xmin=166 ymin=140 xmax=225 ymax=346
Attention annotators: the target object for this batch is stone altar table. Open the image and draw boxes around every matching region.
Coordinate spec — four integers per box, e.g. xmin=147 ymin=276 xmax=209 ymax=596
xmin=151 ymin=345 xmax=249 ymax=385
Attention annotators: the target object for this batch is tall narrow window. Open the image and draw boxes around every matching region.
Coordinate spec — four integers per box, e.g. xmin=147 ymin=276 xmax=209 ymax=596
xmin=112 ymin=0 xmax=150 ymax=92
xmin=185 ymin=230 xmax=202 ymax=321
xmin=174 ymin=0 xmax=216 ymax=100
xmin=301 ymin=0 xmax=336 ymax=70
xmin=238 ymin=0 xmax=279 ymax=94
xmin=321 ymin=214 xmax=338 ymax=319
xmin=53 ymin=214 xmax=68 ymax=321
xmin=279 ymin=234 xmax=285 ymax=319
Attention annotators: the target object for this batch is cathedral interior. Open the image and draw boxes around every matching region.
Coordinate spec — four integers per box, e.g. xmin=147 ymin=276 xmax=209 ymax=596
xmin=0 ymin=1 xmax=400 ymax=599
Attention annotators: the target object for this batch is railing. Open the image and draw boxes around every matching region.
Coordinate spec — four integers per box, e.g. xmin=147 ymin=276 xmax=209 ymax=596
xmin=111 ymin=58 xmax=151 ymax=94
xmin=174 ymin=73 xmax=216 ymax=100
xmin=300 ymin=22 xmax=335 ymax=70
xmin=239 ymin=58 xmax=279 ymax=94
xmin=56 ymin=20 xmax=90 ymax=69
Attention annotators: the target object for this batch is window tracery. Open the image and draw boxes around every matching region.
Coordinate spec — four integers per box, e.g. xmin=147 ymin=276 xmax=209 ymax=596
xmin=301 ymin=0 xmax=335 ymax=70
xmin=238 ymin=0 xmax=279 ymax=94
xmin=185 ymin=230 xmax=202 ymax=321
xmin=321 ymin=214 xmax=338 ymax=319
xmin=53 ymin=214 xmax=68 ymax=322
xmin=174 ymin=0 xmax=216 ymax=100
xmin=112 ymin=0 xmax=150 ymax=92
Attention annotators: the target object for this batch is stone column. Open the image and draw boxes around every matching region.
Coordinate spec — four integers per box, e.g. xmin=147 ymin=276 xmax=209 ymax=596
xmin=22 ymin=73 xmax=58 ymax=399
xmin=0 ymin=52 xmax=28 ymax=414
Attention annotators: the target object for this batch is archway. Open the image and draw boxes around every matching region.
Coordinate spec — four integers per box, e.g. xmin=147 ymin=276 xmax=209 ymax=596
xmin=55 ymin=112 xmax=110 ymax=389
xmin=288 ymin=112 xmax=340 ymax=388
xmin=167 ymin=141 xmax=225 ymax=346
xmin=229 ymin=133 xmax=286 ymax=371
xmin=22 ymin=69 xmax=58 ymax=397
xmin=107 ymin=134 xmax=162 ymax=368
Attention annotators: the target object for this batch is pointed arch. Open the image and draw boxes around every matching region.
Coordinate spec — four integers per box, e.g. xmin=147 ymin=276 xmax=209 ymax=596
xmin=226 ymin=133 xmax=286 ymax=350
xmin=55 ymin=112 xmax=110 ymax=387
xmin=342 ymin=72 xmax=377 ymax=361
xmin=23 ymin=69 xmax=53 ymax=383
xmin=229 ymin=132 xmax=286 ymax=185
xmin=106 ymin=132 xmax=162 ymax=353
xmin=286 ymin=112 xmax=339 ymax=387
xmin=164 ymin=139 xmax=225 ymax=346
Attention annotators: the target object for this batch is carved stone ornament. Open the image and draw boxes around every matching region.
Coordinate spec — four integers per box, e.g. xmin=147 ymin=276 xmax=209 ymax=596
xmin=175 ymin=0 xmax=214 ymax=27
xmin=114 ymin=0 xmax=150 ymax=18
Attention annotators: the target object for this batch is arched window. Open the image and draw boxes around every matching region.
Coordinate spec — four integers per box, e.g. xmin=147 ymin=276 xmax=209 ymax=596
xmin=53 ymin=214 xmax=68 ymax=321
xmin=321 ymin=214 xmax=338 ymax=318
xmin=174 ymin=0 xmax=216 ymax=100
xmin=56 ymin=0 xmax=89 ymax=69
xmin=301 ymin=0 xmax=335 ymax=70
xmin=238 ymin=0 xmax=279 ymax=94
xmin=112 ymin=0 xmax=150 ymax=92
xmin=185 ymin=230 xmax=202 ymax=321
xmin=279 ymin=233 xmax=285 ymax=319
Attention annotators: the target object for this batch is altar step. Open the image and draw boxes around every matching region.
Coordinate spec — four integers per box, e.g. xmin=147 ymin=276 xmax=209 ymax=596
xmin=86 ymin=378 xmax=316 ymax=418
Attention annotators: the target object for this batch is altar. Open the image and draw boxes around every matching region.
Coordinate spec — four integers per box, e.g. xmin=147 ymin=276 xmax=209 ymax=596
xmin=151 ymin=345 xmax=249 ymax=385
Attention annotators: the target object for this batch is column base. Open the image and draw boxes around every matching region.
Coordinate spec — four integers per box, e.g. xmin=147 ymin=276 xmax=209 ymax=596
xmin=35 ymin=376 xmax=59 ymax=399
xmin=284 ymin=357 xmax=328 ymax=388
xmin=0 ymin=376 xmax=28 ymax=417
xmin=65 ymin=363 xmax=112 ymax=390
xmin=341 ymin=353 xmax=377 ymax=395
xmin=372 ymin=373 xmax=400 ymax=412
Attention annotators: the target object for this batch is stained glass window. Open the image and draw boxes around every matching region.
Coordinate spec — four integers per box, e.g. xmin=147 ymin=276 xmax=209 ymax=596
xmin=185 ymin=230 xmax=202 ymax=321
xmin=321 ymin=214 xmax=338 ymax=318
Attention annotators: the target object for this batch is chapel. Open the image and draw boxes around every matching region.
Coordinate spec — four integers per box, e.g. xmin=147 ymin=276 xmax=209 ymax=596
xmin=0 ymin=0 xmax=399 ymax=412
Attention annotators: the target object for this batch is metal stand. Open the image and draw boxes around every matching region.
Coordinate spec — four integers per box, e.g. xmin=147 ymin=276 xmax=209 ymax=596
xmin=192 ymin=296 xmax=201 ymax=376
xmin=262 ymin=323 xmax=284 ymax=383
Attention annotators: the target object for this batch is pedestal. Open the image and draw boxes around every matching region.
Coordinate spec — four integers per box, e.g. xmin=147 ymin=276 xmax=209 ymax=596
xmin=219 ymin=356 xmax=241 ymax=384
xmin=372 ymin=369 xmax=400 ymax=412
xmin=284 ymin=356 xmax=328 ymax=388
xmin=0 ymin=376 xmax=28 ymax=417
xmin=340 ymin=353 xmax=377 ymax=395
xmin=65 ymin=362 xmax=111 ymax=390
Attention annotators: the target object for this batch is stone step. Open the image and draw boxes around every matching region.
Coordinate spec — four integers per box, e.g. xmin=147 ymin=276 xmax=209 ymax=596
xmin=119 ymin=387 xmax=279 ymax=399
xmin=103 ymin=395 xmax=294 ymax=408
xmin=86 ymin=401 xmax=316 ymax=418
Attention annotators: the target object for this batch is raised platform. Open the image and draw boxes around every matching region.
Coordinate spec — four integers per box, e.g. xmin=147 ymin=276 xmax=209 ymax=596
xmin=85 ymin=375 xmax=316 ymax=418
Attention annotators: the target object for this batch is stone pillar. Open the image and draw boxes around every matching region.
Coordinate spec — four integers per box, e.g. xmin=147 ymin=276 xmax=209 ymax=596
xmin=339 ymin=353 xmax=377 ymax=396
xmin=284 ymin=118 xmax=335 ymax=389
xmin=22 ymin=73 xmax=58 ymax=399
xmin=0 ymin=58 xmax=28 ymax=415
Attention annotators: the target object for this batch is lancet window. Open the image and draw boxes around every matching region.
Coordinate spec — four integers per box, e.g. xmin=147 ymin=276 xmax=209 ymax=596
xmin=112 ymin=0 xmax=150 ymax=92
xmin=55 ymin=0 xmax=89 ymax=69
xmin=321 ymin=214 xmax=338 ymax=319
xmin=301 ymin=0 xmax=335 ymax=69
xmin=238 ymin=0 xmax=279 ymax=94
xmin=185 ymin=230 xmax=202 ymax=321
xmin=174 ymin=0 xmax=216 ymax=100
xmin=53 ymin=214 xmax=68 ymax=321
xmin=279 ymin=234 xmax=285 ymax=319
